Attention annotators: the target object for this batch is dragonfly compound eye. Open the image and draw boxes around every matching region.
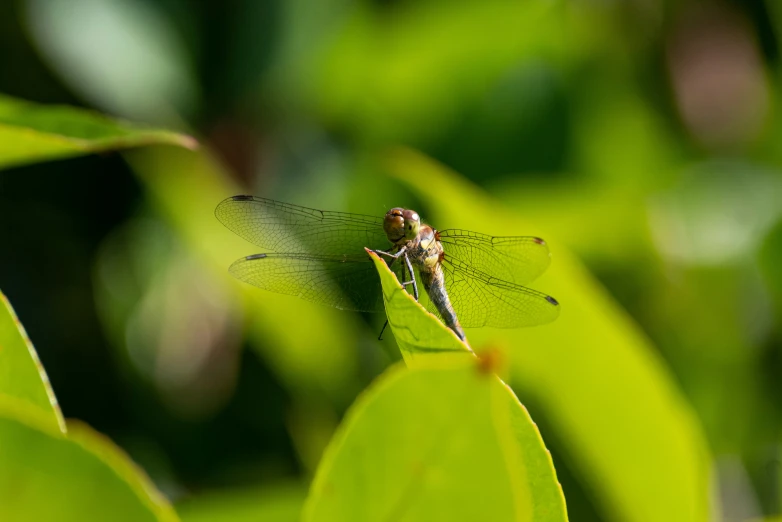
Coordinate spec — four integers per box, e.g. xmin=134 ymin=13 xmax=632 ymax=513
xmin=384 ymin=208 xmax=406 ymax=242
xmin=402 ymin=209 xmax=420 ymax=240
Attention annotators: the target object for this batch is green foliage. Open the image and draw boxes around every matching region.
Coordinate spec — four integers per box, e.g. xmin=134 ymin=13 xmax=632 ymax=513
xmin=0 ymin=291 xmax=179 ymax=522
xmin=0 ymin=95 xmax=196 ymax=170
xmin=0 ymin=251 xmax=567 ymax=521
xmin=303 ymin=254 xmax=566 ymax=521
xmin=0 ymin=291 xmax=64 ymax=432
xmin=385 ymin=149 xmax=712 ymax=522
xmin=6 ymin=0 xmax=781 ymax=517
xmin=314 ymin=0 xmax=569 ymax=144
xmin=177 ymin=483 xmax=306 ymax=522
xmin=304 ymin=360 xmax=567 ymax=521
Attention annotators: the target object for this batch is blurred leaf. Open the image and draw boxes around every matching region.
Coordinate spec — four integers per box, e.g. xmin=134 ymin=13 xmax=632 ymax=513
xmin=0 ymin=290 xmax=64 ymax=432
xmin=648 ymin=161 xmax=782 ymax=267
xmin=386 ymin=148 xmax=712 ymax=522
xmin=572 ymin=76 xmax=678 ymax=188
xmin=0 ymin=94 xmax=197 ymax=170
xmin=493 ymin=180 xmax=653 ymax=265
xmin=177 ymin=483 xmax=305 ymax=522
xmin=368 ymin=249 xmax=469 ymax=364
xmin=304 ymin=359 xmax=567 ymax=522
xmin=93 ymin=217 xmax=244 ymax=419
xmin=760 ymin=218 xmax=782 ymax=316
xmin=24 ymin=0 xmax=199 ymax=123
xmin=124 ymin=146 xmax=361 ymax=404
xmin=490 ymin=86 xmax=678 ymax=265
xmin=314 ymin=0 xmax=571 ymax=144
xmin=0 ymin=395 xmax=178 ymax=521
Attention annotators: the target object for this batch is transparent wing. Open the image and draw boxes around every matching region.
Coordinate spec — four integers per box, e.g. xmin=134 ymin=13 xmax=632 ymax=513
xmin=215 ymin=196 xmax=390 ymax=255
xmin=437 ymin=230 xmax=551 ymax=285
xmin=420 ymin=258 xmax=560 ymax=328
xmin=228 ymin=252 xmax=407 ymax=312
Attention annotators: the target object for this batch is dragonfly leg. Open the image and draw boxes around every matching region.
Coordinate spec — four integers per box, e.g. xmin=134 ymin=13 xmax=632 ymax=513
xmin=372 ymin=246 xmax=407 ymax=262
xmin=378 ymin=320 xmax=389 ymax=341
xmin=403 ymin=252 xmax=419 ymax=301
xmin=376 ymin=247 xmax=415 ymax=341
xmin=373 ymin=246 xmax=418 ymax=300
xmin=397 ymin=250 xmax=416 ymax=296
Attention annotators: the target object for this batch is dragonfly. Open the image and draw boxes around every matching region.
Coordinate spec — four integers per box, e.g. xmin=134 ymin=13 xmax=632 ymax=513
xmin=215 ymin=196 xmax=560 ymax=342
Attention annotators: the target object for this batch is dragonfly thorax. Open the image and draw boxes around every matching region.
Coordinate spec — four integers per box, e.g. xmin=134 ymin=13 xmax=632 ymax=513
xmin=406 ymin=225 xmax=443 ymax=270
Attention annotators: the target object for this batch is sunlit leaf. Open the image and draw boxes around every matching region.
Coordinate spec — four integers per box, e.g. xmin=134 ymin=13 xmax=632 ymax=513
xmin=304 ymin=359 xmax=567 ymax=522
xmin=386 ymin=148 xmax=713 ymax=522
xmin=177 ymin=483 xmax=306 ymax=522
xmin=0 ymin=290 xmax=64 ymax=432
xmin=368 ymin=249 xmax=469 ymax=364
xmin=0 ymin=395 xmax=178 ymax=521
xmin=0 ymin=94 xmax=196 ymax=170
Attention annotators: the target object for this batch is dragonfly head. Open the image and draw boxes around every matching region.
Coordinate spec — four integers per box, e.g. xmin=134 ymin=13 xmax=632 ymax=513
xmin=384 ymin=208 xmax=420 ymax=242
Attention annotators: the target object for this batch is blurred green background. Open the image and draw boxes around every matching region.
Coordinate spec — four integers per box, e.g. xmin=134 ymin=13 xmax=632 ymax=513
xmin=2 ymin=0 xmax=782 ymax=520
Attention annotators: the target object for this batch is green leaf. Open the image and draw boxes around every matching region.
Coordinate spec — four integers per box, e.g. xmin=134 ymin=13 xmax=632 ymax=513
xmin=385 ymin=148 xmax=712 ymax=522
xmin=0 ymin=291 xmax=176 ymax=519
xmin=0 ymin=290 xmax=64 ymax=432
xmin=0 ymin=395 xmax=178 ymax=521
xmin=367 ymin=249 xmax=470 ymax=364
xmin=25 ymin=0 xmax=199 ymax=123
xmin=304 ymin=359 xmax=568 ymax=522
xmin=177 ymin=483 xmax=306 ymax=522
xmin=0 ymin=94 xmax=197 ymax=170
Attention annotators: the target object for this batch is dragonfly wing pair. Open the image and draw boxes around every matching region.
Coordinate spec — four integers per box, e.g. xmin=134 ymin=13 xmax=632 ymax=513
xmin=216 ymin=196 xmax=559 ymax=328
xmin=215 ymin=195 xmax=389 ymax=256
xmin=422 ymin=230 xmax=559 ymax=328
xmin=229 ymin=252 xmax=404 ymax=312
xmin=216 ymin=195 xmax=401 ymax=313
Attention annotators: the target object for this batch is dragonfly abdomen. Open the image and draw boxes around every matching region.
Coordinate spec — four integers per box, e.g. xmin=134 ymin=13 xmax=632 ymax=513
xmin=420 ymin=264 xmax=466 ymax=341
